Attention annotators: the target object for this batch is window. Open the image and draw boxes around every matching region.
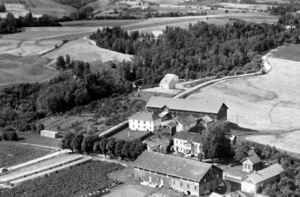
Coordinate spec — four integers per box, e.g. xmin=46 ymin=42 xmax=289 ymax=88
xmin=187 ymin=184 xmax=189 ymax=188
xmin=194 ymin=186 xmax=197 ymax=190
xmin=180 ymin=182 xmax=182 ymax=186
xmin=144 ymin=121 xmax=146 ymax=124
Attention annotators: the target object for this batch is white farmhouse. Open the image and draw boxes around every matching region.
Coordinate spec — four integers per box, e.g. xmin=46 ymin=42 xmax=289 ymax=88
xmin=40 ymin=130 xmax=59 ymax=138
xmin=241 ymin=163 xmax=284 ymax=194
xmin=128 ymin=112 xmax=161 ymax=132
xmin=173 ymin=132 xmax=202 ymax=156
xmin=159 ymin=74 xmax=179 ymax=89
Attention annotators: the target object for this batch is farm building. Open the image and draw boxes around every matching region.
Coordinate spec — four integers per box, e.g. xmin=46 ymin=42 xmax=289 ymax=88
xmin=144 ymin=135 xmax=170 ymax=153
xmin=159 ymin=74 xmax=179 ymax=89
xmin=40 ymin=130 xmax=59 ymax=138
xmin=146 ymin=96 xmax=228 ymax=120
xmin=199 ymin=115 xmax=214 ymax=129
xmin=128 ymin=111 xmax=161 ymax=132
xmin=241 ymin=163 xmax=284 ymax=194
xmin=175 ymin=115 xmax=198 ymax=132
xmin=241 ymin=150 xmax=262 ymax=173
xmin=133 ymin=151 xmax=223 ymax=196
xmin=173 ymin=132 xmax=202 ymax=156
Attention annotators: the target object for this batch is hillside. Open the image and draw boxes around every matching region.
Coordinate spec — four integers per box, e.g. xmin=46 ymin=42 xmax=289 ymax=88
xmin=0 ymin=0 xmax=75 ymax=17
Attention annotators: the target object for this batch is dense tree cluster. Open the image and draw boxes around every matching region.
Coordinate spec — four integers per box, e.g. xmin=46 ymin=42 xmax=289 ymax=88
xmin=0 ymin=58 xmax=133 ymax=131
xmin=61 ymin=133 xmax=147 ymax=160
xmin=90 ymin=22 xmax=300 ymax=86
xmin=0 ymin=13 xmax=59 ymax=34
xmin=0 ymin=127 xmax=18 ymax=141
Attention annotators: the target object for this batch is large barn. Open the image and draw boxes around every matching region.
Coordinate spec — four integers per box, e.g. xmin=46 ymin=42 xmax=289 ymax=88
xmin=146 ymin=96 xmax=228 ymax=120
xmin=133 ymin=151 xmax=223 ymax=196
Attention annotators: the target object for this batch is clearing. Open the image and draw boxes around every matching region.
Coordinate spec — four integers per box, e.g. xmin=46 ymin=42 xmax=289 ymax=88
xmin=0 ymin=142 xmax=54 ymax=168
xmin=43 ymin=38 xmax=133 ymax=63
xmin=110 ymin=128 xmax=150 ymax=141
xmin=0 ymin=0 xmax=75 ymax=18
xmin=0 ymin=54 xmax=57 ymax=87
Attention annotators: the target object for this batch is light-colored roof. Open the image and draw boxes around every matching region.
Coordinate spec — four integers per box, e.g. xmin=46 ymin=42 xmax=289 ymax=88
xmin=146 ymin=96 xmax=228 ymax=114
xmin=174 ymin=132 xmax=202 ymax=143
xmin=201 ymin=115 xmax=213 ymax=123
xmin=209 ymin=192 xmax=224 ymax=197
xmin=128 ymin=112 xmax=159 ymax=121
xmin=242 ymin=163 xmax=284 ymax=184
xmin=133 ymin=151 xmax=220 ymax=182
xmin=241 ymin=150 xmax=262 ymax=164
xmin=160 ymin=74 xmax=179 ymax=85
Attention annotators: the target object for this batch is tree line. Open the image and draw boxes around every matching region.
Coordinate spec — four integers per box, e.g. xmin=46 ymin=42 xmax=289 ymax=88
xmin=0 ymin=12 xmax=59 ymax=34
xmin=61 ymin=132 xmax=147 ymax=160
xmin=90 ymin=22 xmax=300 ymax=86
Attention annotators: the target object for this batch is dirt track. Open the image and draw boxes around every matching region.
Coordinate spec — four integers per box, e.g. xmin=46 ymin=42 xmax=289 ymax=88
xmin=189 ymin=57 xmax=300 ymax=132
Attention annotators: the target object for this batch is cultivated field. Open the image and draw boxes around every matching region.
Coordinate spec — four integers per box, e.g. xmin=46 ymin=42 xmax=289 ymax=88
xmin=273 ymin=44 xmax=300 ymax=62
xmin=0 ymin=54 xmax=57 ymax=87
xmin=246 ymin=130 xmax=300 ymax=155
xmin=189 ymin=56 xmax=300 ymax=132
xmin=0 ymin=0 xmax=75 ymax=17
xmin=60 ymin=19 xmax=143 ymax=27
xmin=110 ymin=128 xmax=150 ymax=141
xmin=0 ymin=143 xmax=53 ymax=168
xmin=43 ymin=38 xmax=132 ymax=63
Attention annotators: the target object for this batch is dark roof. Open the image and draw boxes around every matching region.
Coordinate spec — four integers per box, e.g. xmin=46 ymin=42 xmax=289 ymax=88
xmin=146 ymin=96 xmax=228 ymax=114
xmin=176 ymin=115 xmax=197 ymax=126
xmin=128 ymin=111 xmax=159 ymax=121
xmin=173 ymin=132 xmax=202 ymax=143
xmin=134 ymin=151 xmax=219 ymax=182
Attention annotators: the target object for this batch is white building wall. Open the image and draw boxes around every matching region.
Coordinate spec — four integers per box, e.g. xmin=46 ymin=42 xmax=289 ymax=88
xmin=174 ymin=139 xmax=201 ymax=156
xmin=129 ymin=119 xmax=161 ymax=132
xmin=241 ymin=181 xmax=257 ymax=193
xmin=40 ymin=130 xmax=58 ymax=138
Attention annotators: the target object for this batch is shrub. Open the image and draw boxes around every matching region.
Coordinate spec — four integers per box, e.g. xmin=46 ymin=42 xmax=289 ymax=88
xmin=2 ymin=130 xmax=18 ymax=141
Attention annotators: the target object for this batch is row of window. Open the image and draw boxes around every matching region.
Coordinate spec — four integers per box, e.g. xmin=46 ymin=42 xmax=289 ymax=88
xmin=173 ymin=180 xmax=198 ymax=191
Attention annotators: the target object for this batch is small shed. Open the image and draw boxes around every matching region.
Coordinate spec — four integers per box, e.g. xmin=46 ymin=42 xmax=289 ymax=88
xmin=40 ymin=130 xmax=59 ymax=138
xmin=241 ymin=150 xmax=262 ymax=173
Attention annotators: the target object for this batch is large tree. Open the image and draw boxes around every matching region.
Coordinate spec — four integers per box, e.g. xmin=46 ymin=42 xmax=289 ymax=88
xmin=202 ymin=121 xmax=233 ymax=162
xmin=61 ymin=132 xmax=75 ymax=151
xmin=71 ymin=134 xmax=84 ymax=153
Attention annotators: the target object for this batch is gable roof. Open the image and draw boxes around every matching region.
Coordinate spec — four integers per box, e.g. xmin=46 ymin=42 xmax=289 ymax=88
xmin=128 ymin=112 xmax=159 ymax=121
xmin=133 ymin=151 xmax=219 ymax=182
xmin=146 ymin=96 xmax=228 ymax=114
xmin=200 ymin=115 xmax=213 ymax=124
xmin=242 ymin=163 xmax=284 ymax=184
xmin=174 ymin=132 xmax=202 ymax=143
xmin=176 ymin=115 xmax=198 ymax=126
xmin=241 ymin=150 xmax=262 ymax=164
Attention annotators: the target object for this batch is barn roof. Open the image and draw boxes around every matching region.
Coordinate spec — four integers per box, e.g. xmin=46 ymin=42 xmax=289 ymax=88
xmin=146 ymin=96 xmax=228 ymax=114
xmin=242 ymin=163 xmax=284 ymax=184
xmin=133 ymin=151 xmax=219 ymax=182
xmin=174 ymin=132 xmax=202 ymax=143
xmin=128 ymin=112 xmax=159 ymax=121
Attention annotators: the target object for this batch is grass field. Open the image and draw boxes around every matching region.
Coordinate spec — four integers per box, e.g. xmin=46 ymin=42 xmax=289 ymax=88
xmin=246 ymin=130 xmax=300 ymax=155
xmin=0 ymin=161 xmax=123 ymax=197
xmin=43 ymin=38 xmax=132 ymax=63
xmin=0 ymin=54 xmax=58 ymax=87
xmin=0 ymin=0 xmax=75 ymax=17
xmin=189 ymin=56 xmax=300 ymax=132
xmin=0 ymin=142 xmax=53 ymax=168
xmin=273 ymin=44 xmax=300 ymax=62
xmin=60 ymin=19 xmax=143 ymax=27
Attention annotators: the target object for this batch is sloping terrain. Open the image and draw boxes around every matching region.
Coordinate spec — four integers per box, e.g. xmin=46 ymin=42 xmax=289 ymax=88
xmin=0 ymin=0 xmax=75 ymax=17
xmin=189 ymin=56 xmax=300 ymax=132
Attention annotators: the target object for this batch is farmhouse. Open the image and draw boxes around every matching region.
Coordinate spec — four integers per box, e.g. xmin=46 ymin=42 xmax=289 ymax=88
xmin=146 ymin=96 xmax=228 ymax=120
xmin=128 ymin=111 xmax=161 ymax=132
xmin=159 ymin=74 xmax=179 ymax=89
xmin=175 ymin=115 xmax=198 ymax=132
xmin=241 ymin=163 xmax=284 ymax=194
xmin=241 ymin=150 xmax=262 ymax=173
xmin=133 ymin=151 xmax=223 ymax=196
xmin=173 ymin=132 xmax=202 ymax=156
xmin=40 ymin=130 xmax=59 ymax=138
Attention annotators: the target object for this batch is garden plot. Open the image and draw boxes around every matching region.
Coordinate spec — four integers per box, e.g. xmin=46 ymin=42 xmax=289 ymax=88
xmin=188 ymin=57 xmax=300 ymax=132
